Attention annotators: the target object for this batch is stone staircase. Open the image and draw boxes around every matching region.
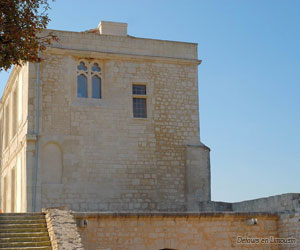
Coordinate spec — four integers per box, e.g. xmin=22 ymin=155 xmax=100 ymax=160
xmin=0 ymin=213 xmax=52 ymax=250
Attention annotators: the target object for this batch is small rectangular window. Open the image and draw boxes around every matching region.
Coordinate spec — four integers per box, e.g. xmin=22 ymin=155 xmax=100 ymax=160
xmin=133 ymin=98 xmax=147 ymax=118
xmin=133 ymin=84 xmax=147 ymax=118
xmin=132 ymin=85 xmax=146 ymax=95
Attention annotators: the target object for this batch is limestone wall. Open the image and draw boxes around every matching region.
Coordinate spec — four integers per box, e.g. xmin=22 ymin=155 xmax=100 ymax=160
xmin=75 ymin=212 xmax=284 ymax=250
xmin=278 ymin=213 xmax=300 ymax=249
xmin=25 ymin=28 xmax=210 ymax=212
xmin=232 ymin=193 xmax=300 ymax=213
xmin=196 ymin=194 xmax=300 ymax=213
xmin=0 ymin=64 xmax=29 ymax=212
xmin=186 ymin=143 xmax=211 ymax=210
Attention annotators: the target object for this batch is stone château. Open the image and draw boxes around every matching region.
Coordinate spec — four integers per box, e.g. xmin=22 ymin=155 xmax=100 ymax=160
xmin=0 ymin=21 xmax=211 ymax=212
xmin=0 ymin=21 xmax=299 ymax=250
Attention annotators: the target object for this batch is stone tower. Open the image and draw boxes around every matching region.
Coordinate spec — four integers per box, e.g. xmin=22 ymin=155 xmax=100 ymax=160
xmin=0 ymin=21 xmax=210 ymax=212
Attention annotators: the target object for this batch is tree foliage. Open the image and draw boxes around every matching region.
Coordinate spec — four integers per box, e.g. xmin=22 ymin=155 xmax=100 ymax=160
xmin=0 ymin=0 xmax=57 ymax=71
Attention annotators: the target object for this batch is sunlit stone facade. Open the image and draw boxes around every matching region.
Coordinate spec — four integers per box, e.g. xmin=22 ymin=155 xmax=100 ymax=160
xmin=0 ymin=21 xmax=210 ymax=212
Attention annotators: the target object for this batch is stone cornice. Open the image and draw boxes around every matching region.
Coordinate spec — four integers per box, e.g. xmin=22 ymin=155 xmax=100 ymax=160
xmin=45 ymin=46 xmax=202 ymax=65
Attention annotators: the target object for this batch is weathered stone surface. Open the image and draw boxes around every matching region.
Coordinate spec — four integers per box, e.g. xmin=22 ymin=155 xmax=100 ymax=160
xmin=43 ymin=208 xmax=84 ymax=250
xmin=0 ymin=20 xmax=211 ymax=212
xmin=75 ymin=211 xmax=295 ymax=250
xmin=196 ymin=193 xmax=300 ymax=213
xmin=278 ymin=213 xmax=300 ymax=249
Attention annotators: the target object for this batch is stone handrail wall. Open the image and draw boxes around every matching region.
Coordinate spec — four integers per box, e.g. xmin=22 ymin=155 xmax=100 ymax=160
xmin=198 ymin=193 xmax=300 ymax=213
xmin=232 ymin=193 xmax=300 ymax=213
xmin=43 ymin=209 xmax=59 ymax=250
xmin=43 ymin=208 xmax=84 ymax=250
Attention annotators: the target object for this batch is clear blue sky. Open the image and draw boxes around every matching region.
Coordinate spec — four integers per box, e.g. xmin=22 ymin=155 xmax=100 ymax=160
xmin=1 ymin=0 xmax=299 ymax=202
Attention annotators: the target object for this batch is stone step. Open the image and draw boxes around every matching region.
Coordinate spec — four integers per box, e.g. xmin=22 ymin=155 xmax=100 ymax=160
xmin=0 ymin=232 xmax=49 ymax=239
xmin=0 ymin=213 xmax=51 ymax=250
xmin=0 ymin=247 xmax=52 ymax=250
xmin=0 ymin=224 xmax=47 ymax=229
xmin=0 ymin=228 xmax=48 ymax=234
xmin=0 ymin=236 xmax=50 ymax=243
xmin=0 ymin=220 xmax=46 ymax=225
xmin=0 ymin=241 xmax=51 ymax=248
xmin=0 ymin=216 xmax=45 ymax=221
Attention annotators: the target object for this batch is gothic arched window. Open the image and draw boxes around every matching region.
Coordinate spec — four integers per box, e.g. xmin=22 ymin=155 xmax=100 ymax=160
xmin=77 ymin=74 xmax=88 ymax=98
xmin=92 ymin=75 xmax=101 ymax=99
xmin=92 ymin=63 xmax=101 ymax=72
xmin=77 ymin=61 xmax=87 ymax=71
xmin=77 ymin=61 xmax=102 ymax=99
xmin=91 ymin=63 xmax=102 ymax=99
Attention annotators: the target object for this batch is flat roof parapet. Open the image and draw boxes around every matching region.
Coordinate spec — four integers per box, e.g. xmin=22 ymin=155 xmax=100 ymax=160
xmin=73 ymin=211 xmax=280 ymax=219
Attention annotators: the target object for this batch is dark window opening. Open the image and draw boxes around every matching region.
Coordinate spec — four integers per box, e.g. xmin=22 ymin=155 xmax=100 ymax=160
xmin=77 ymin=74 xmax=88 ymax=98
xmin=92 ymin=75 xmax=101 ymax=99
xmin=132 ymin=85 xmax=146 ymax=95
xmin=77 ymin=61 xmax=87 ymax=71
xmin=133 ymin=98 xmax=147 ymax=118
xmin=92 ymin=63 xmax=101 ymax=72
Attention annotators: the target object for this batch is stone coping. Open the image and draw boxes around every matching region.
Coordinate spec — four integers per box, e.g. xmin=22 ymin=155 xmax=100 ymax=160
xmin=229 ymin=192 xmax=300 ymax=204
xmin=46 ymin=29 xmax=198 ymax=45
xmin=73 ymin=211 xmax=280 ymax=219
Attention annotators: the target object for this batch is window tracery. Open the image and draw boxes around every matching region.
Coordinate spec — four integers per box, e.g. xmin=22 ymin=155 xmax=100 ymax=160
xmin=77 ymin=61 xmax=102 ymax=99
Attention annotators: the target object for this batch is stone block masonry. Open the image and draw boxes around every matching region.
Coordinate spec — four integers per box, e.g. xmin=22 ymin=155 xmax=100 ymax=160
xmin=197 ymin=193 xmax=300 ymax=213
xmin=278 ymin=213 xmax=300 ymax=249
xmin=36 ymin=50 xmax=207 ymax=212
xmin=232 ymin=193 xmax=300 ymax=213
xmin=0 ymin=20 xmax=211 ymax=212
xmin=1 ymin=208 xmax=297 ymax=249
xmin=74 ymin=211 xmax=300 ymax=250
